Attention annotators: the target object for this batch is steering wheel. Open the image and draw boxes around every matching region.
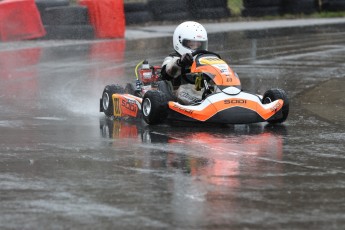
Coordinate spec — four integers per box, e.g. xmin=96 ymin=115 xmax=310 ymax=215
xmin=191 ymin=50 xmax=221 ymax=59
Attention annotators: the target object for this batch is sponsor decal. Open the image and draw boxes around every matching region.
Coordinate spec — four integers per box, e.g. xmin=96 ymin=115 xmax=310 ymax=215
xmin=199 ymin=57 xmax=225 ymax=65
xmin=113 ymin=97 xmax=138 ymax=117
xmin=226 ymin=77 xmax=232 ymax=82
xmin=114 ymin=97 xmax=121 ymax=116
xmin=180 ymin=92 xmax=200 ymax=103
xmin=224 ymin=99 xmax=247 ymax=104
xmin=173 ymin=104 xmax=193 ymax=114
xmin=121 ymin=99 xmax=137 ymax=112
xmin=214 ymin=64 xmax=229 ymax=71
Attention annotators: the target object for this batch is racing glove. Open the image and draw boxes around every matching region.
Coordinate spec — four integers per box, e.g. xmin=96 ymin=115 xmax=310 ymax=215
xmin=178 ymin=53 xmax=193 ymax=67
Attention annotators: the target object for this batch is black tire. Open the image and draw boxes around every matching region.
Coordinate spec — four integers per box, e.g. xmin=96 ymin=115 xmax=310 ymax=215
xmin=101 ymin=85 xmax=125 ymax=117
xmin=191 ymin=7 xmax=231 ymax=20
xmin=149 ymin=0 xmax=188 ymax=15
xmin=188 ymin=0 xmax=228 ymax=9
xmin=243 ymin=0 xmax=283 ymax=8
xmin=282 ymin=0 xmax=317 ymax=14
xmin=125 ymin=11 xmax=154 ymax=25
xmin=41 ymin=6 xmax=89 ymax=26
xmin=43 ymin=25 xmax=94 ymax=39
xmin=124 ymin=3 xmax=149 ymax=12
xmin=35 ymin=0 xmax=69 ymax=13
xmin=125 ymin=83 xmax=141 ymax=97
xmin=242 ymin=6 xmax=282 ymax=17
xmin=142 ymin=90 xmax=168 ymax=125
xmin=322 ymin=0 xmax=345 ymax=11
xmin=153 ymin=12 xmax=191 ymax=21
xmin=263 ymin=88 xmax=289 ymax=124
xmin=156 ymin=81 xmax=177 ymax=102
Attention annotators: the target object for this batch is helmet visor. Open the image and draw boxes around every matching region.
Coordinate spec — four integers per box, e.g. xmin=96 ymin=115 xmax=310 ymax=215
xmin=182 ymin=39 xmax=208 ymax=51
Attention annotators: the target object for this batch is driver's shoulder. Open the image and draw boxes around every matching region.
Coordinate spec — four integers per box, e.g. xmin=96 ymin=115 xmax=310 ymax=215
xmin=163 ymin=52 xmax=180 ymax=64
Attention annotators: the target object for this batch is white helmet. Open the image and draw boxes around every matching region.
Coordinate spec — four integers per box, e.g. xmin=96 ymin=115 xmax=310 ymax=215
xmin=173 ymin=21 xmax=208 ymax=56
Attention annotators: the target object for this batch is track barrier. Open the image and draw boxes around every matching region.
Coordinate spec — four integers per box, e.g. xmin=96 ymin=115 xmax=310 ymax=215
xmin=78 ymin=0 xmax=125 ymax=38
xmin=1 ymin=0 xmax=343 ymax=41
xmin=0 ymin=0 xmax=46 ymax=41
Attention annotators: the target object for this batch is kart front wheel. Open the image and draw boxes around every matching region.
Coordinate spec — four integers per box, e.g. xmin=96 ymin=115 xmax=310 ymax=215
xmin=101 ymin=84 xmax=124 ymax=117
xmin=263 ymin=88 xmax=289 ymax=124
xmin=157 ymin=80 xmax=177 ymax=102
xmin=142 ymin=90 xmax=168 ymax=125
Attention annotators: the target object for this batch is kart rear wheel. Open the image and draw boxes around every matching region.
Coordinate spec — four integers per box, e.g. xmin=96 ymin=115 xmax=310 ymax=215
xmin=101 ymin=85 xmax=124 ymax=117
xmin=263 ymin=88 xmax=289 ymax=124
xmin=125 ymin=83 xmax=140 ymax=97
xmin=142 ymin=90 xmax=168 ymax=125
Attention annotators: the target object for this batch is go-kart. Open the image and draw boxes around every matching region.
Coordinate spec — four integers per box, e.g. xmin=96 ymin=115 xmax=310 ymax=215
xmin=100 ymin=50 xmax=289 ymax=125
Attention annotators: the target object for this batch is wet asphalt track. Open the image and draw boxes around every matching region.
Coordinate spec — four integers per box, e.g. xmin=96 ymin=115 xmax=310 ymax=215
xmin=1 ymin=19 xmax=345 ymax=229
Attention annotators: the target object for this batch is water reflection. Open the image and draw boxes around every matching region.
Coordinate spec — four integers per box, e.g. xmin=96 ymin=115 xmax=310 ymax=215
xmin=0 ymin=48 xmax=41 ymax=116
xmin=99 ymin=118 xmax=288 ymax=226
xmin=100 ymin=118 xmax=287 ymax=189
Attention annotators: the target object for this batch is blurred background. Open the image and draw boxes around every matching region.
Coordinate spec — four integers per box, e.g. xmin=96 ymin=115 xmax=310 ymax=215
xmin=62 ymin=0 xmax=345 ymax=25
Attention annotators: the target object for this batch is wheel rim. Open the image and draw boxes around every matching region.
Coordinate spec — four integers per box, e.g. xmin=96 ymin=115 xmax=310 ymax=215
xmin=143 ymin=98 xmax=152 ymax=116
xmin=263 ymin=97 xmax=272 ymax=104
xmin=103 ymin=92 xmax=110 ymax=110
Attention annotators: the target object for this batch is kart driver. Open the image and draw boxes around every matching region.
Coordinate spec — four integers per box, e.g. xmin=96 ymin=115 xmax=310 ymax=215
xmin=161 ymin=21 xmax=208 ymax=105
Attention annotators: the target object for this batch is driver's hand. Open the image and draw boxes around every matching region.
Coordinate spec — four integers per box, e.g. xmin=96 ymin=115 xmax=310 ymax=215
xmin=178 ymin=53 xmax=193 ymax=67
